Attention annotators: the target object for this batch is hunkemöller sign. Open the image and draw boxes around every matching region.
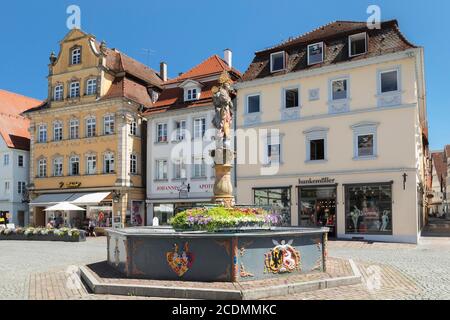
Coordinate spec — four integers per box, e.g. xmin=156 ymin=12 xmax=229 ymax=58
xmin=299 ymin=177 xmax=336 ymax=185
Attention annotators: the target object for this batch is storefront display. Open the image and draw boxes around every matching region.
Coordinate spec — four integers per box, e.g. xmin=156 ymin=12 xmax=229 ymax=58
xmin=88 ymin=206 xmax=113 ymax=228
xmin=253 ymin=187 xmax=291 ymax=226
xmin=131 ymin=201 xmax=145 ymax=227
xmin=345 ymin=183 xmax=392 ymax=235
xmin=299 ymin=186 xmax=337 ymax=237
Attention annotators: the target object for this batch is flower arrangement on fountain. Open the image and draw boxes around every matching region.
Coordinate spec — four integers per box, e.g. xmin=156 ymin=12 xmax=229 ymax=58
xmin=170 ymin=207 xmax=282 ymax=232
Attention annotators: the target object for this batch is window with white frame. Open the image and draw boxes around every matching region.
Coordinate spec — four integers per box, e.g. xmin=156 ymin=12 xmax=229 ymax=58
xmin=54 ymin=85 xmax=64 ymax=101
xmin=53 ymin=121 xmax=63 ymax=141
xmin=155 ymin=160 xmax=168 ymax=180
xmin=69 ymin=81 xmax=80 ymax=98
xmin=173 ymin=159 xmax=187 ymax=179
xmin=86 ymin=155 xmax=97 ymax=175
xmin=130 ymin=119 xmax=137 ymax=136
xmin=38 ymin=125 xmax=47 ymax=143
xmin=194 ymin=118 xmax=206 ymax=139
xmin=104 ymin=115 xmax=115 ymax=135
xmin=186 ymin=88 xmax=199 ymax=101
xmin=86 ymin=117 xmax=96 ymax=137
xmin=38 ymin=158 xmax=47 ymax=177
xmin=284 ymin=88 xmax=299 ymax=109
xmin=69 ymin=119 xmax=79 ymax=139
xmin=18 ymin=155 xmax=24 ymax=167
xmin=53 ymin=157 xmax=63 ymax=177
xmin=71 ymin=47 xmax=81 ymax=65
xmin=103 ymin=153 xmax=115 ymax=174
xmin=175 ymin=120 xmax=186 ymax=141
xmin=380 ymin=69 xmax=399 ymax=94
xmin=3 ymin=154 xmax=9 ymax=166
xmin=352 ymin=122 xmax=378 ymax=159
xmin=304 ymin=128 xmax=328 ymax=162
xmin=247 ymin=94 xmax=261 ymax=113
xmin=349 ymin=33 xmax=367 ymax=57
xmin=157 ymin=123 xmax=168 ymax=143
xmin=267 ymin=142 xmax=281 ymax=165
xmin=331 ymin=79 xmax=348 ymax=101
xmin=86 ymin=78 xmax=97 ymax=96
xmin=270 ymin=51 xmax=285 ymax=73
xmin=130 ymin=154 xmax=138 ymax=175
xmin=308 ymin=42 xmax=324 ymax=65
xmin=69 ymin=156 xmax=80 ymax=176
xmin=18 ymin=182 xmax=26 ymax=195
xmin=193 ymin=157 xmax=207 ymax=178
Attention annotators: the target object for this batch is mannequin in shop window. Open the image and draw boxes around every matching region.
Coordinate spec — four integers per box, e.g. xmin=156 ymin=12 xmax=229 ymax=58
xmin=350 ymin=206 xmax=362 ymax=232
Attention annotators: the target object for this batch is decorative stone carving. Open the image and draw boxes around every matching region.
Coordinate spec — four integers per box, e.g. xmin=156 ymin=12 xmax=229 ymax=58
xmin=281 ymin=107 xmax=300 ymax=121
xmin=377 ymin=93 xmax=401 ymax=107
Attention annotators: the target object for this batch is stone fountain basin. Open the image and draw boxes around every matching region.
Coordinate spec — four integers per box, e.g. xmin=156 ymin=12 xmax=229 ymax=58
xmin=107 ymin=227 xmax=329 ymax=282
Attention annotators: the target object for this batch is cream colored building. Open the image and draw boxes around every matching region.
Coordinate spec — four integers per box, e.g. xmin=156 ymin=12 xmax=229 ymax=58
xmin=23 ymin=29 xmax=163 ymax=228
xmin=235 ymin=20 xmax=429 ymax=243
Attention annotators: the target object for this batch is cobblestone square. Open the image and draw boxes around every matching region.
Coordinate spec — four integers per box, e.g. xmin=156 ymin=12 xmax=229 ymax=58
xmin=1 ymin=223 xmax=450 ymax=300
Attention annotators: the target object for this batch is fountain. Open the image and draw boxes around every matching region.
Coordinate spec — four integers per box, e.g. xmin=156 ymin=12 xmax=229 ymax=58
xmin=107 ymin=72 xmax=329 ymax=282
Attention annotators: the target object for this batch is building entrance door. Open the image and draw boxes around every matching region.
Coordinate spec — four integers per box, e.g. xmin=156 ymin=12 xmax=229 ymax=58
xmin=299 ymin=186 xmax=337 ymax=237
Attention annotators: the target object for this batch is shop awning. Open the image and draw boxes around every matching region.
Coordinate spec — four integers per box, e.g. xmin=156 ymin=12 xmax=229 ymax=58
xmin=30 ymin=192 xmax=112 ymax=207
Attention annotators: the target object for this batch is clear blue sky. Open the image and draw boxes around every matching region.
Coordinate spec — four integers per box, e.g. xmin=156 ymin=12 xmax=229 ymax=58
xmin=0 ymin=0 xmax=448 ymax=150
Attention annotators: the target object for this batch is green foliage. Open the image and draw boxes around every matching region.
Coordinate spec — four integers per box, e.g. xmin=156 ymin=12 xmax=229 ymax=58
xmin=170 ymin=206 xmax=271 ymax=232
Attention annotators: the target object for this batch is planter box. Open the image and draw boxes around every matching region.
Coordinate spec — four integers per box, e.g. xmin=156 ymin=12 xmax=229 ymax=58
xmin=0 ymin=231 xmax=86 ymax=242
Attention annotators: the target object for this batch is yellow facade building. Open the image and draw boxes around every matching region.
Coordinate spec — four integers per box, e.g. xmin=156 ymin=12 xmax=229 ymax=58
xmin=23 ymin=29 xmax=163 ymax=229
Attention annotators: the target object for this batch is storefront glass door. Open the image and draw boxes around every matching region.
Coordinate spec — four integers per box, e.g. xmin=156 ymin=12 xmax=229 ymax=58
xmin=299 ymin=186 xmax=337 ymax=237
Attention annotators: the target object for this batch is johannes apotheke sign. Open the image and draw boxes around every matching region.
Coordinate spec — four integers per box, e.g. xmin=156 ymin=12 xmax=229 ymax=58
xmin=299 ymin=177 xmax=336 ymax=185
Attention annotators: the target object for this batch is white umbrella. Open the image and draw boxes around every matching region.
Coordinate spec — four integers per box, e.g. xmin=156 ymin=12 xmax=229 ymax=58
xmin=44 ymin=202 xmax=86 ymax=212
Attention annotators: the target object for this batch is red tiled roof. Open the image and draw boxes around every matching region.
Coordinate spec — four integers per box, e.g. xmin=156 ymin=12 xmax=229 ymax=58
xmin=102 ymin=77 xmax=155 ymax=107
xmin=0 ymin=90 xmax=41 ymax=150
xmin=145 ymin=55 xmax=241 ymax=115
xmin=242 ymin=20 xmax=416 ymax=82
xmin=166 ymin=55 xmax=241 ymax=84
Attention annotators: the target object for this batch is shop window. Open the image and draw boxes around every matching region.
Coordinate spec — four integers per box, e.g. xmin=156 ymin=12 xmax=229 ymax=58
xmin=254 ymin=187 xmax=291 ymax=226
xmin=153 ymin=203 xmax=174 ymax=226
xmin=270 ymin=51 xmax=285 ymax=73
xmin=345 ymin=183 xmax=393 ymax=235
xmin=308 ymin=42 xmax=324 ymax=65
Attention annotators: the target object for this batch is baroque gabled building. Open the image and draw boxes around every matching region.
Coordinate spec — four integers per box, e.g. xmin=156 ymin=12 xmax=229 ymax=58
xmin=0 ymin=90 xmax=41 ymax=227
xmin=235 ymin=20 xmax=429 ymax=243
xmin=23 ymin=29 xmax=163 ymax=229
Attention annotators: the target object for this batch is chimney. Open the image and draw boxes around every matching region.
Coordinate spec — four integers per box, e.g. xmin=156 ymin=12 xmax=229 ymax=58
xmin=160 ymin=62 xmax=168 ymax=82
xmin=224 ymin=49 xmax=232 ymax=68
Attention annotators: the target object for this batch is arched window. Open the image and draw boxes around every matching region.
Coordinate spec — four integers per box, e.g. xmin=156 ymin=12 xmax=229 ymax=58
xmin=71 ymin=47 xmax=81 ymax=65
xmin=54 ymin=85 xmax=64 ymax=101
xmin=69 ymin=81 xmax=80 ymax=98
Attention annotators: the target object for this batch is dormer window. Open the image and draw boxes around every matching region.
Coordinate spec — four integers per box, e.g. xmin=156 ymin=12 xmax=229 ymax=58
xmin=187 ymin=88 xmax=198 ymax=101
xmin=307 ymin=42 xmax=324 ymax=65
xmin=270 ymin=51 xmax=285 ymax=73
xmin=349 ymin=33 xmax=367 ymax=57
xmin=71 ymin=47 xmax=81 ymax=65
